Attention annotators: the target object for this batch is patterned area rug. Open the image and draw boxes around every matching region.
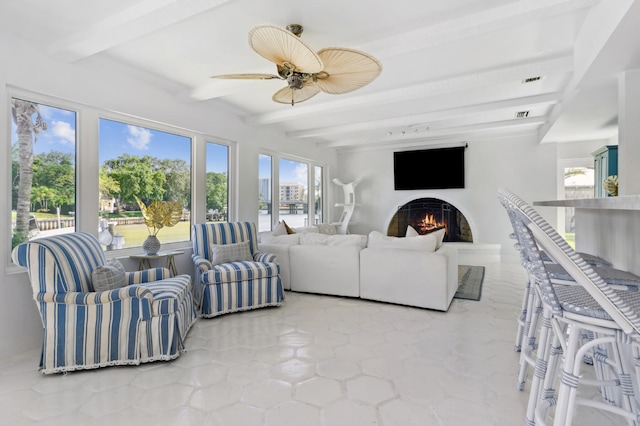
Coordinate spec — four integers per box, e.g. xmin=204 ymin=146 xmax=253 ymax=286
xmin=455 ymin=265 xmax=485 ymax=301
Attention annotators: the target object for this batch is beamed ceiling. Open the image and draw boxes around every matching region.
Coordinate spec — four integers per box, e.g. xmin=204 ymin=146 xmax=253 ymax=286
xmin=3 ymin=0 xmax=640 ymax=150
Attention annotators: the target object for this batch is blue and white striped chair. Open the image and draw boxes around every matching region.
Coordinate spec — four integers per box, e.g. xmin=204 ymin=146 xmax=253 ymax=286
xmin=12 ymin=232 xmax=197 ymax=374
xmin=191 ymin=222 xmax=284 ymax=318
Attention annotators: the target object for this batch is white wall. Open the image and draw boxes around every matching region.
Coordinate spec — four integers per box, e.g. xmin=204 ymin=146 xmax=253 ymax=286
xmin=0 ymin=31 xmax=337 ymax=358
xmin=336 ymin=136 xmax=559 ymax=260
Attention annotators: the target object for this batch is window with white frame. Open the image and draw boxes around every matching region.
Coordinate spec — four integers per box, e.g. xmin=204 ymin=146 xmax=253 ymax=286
xmin=98 ymin=118 xmax=192 ymax=250
xmin=206 ymin=142 xmax=229 ymax=223
xmin=11 ymin=97 xmax=76 ymax=250
xmin=258 ymin=154 xmax=273 ymax=232
xmin=8 ymin=89 xmax=238 ymax=264
xmin=279 ymin=158 xmax=308 ymax=228
xmin=314 ymin=165 xmax=323 ymax=225
xmin=259 ymin=153 xmax=324 ymax=231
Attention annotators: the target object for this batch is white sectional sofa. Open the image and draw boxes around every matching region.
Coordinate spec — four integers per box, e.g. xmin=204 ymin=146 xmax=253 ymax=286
xmin=359 ymin=230 xmax=459 ymax=311
xmin=289 ymin=233 xmax=367 ymax=297
xmin=258 ymin=224 xmax=458 ymax=311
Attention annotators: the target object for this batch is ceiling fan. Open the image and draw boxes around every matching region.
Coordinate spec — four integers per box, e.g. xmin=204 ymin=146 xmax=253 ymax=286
xmin=210 ymin=24 xmax=382 ymax=106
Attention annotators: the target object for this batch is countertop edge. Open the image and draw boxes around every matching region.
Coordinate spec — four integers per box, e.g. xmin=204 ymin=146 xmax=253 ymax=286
xmin=533 ymin=196 xmax=640 ymax=210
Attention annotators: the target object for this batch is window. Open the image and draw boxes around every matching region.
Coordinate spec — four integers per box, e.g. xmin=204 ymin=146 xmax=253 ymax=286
xmin=279 ymin=158 xmax=308 ymax=228
xmin=259 ymin=154 xmax=324 ymax=231
xmin=258 ymin=154 xmax=273 ymax=232
xmin=314 ymin=165 xmax=323 ymax=225
xmin=564 ymin=166 xmax=594 ymax=248
xmin=206 ymin=142 xmax=229 ymax=223
xmin=98 ymin=118 xmax=191 ymax=250
xmin=11 ymin=98 xmax=76 ymax=250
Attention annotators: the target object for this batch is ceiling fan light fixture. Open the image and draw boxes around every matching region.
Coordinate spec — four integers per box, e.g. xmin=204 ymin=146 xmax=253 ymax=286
xmin=287 ymin=74 xmax=305 ymax=89
xmin=212 ymin=24 xmax=382 ymax=106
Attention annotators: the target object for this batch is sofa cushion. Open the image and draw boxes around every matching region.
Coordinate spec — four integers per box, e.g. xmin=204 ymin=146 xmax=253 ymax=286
xmin=210 ymin=241 xmax=253 ymax=265
xmin=292 ymin=226 xmax=320 ymax=234
xmin=92 ymin=258 xmax=126 ymax=291
xmin=367 ymin=231 xmax=437 ymax=252
xmin=327 ymin=234 xmax=367 ymax=248
xmin=300 ymin=233 xmax=330 ymax=245
xmin=260 ymin=233 xmax=301 ymax=245
xmin=300 ymin=233 xmax=367 ymax=248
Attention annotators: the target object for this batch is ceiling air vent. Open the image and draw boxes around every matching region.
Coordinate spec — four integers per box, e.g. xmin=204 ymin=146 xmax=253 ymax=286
xmin=522 ymin=76 xmax=542 ymax=84
xmin=516 ymin=111 xmax=530 ymax=118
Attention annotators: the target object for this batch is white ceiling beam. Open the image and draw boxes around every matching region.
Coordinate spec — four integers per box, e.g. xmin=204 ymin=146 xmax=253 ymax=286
xmin=286 ymin=93 xmax=560 ymax=139
xmin=320 ymin=116 xmax=546 ymax=149
xmin=359 ymin=0 xmax=597 ymax=60
xmin=245 ymin=53 xmax=572 ymax=126
xmin=48 ymin=0 xmax=234 ymax=62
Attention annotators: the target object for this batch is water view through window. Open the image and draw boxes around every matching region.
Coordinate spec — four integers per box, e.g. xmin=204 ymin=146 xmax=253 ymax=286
xmin=98 ymin=118 xmax=191 ymax=251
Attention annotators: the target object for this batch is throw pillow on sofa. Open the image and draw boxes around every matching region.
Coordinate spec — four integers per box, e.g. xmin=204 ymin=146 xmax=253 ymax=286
xmin=367 ymin=231 xmax=437 ymax=252
xmin=405 ymin=225 xmax=420 ymax=237
xmin=283 ymin=220 xmax=296 ymax=234
xmin=210 ymin=241 xmax=253 ymax=265
xmin=272 ymin=221 xmax=288 ymax=236
xmin=315 ymin=223 xmax=337 ymax=235
xmin=405 ymin=226 xmax=446 ymax=249
xmin=432 ymin=228 xmax=446 ymax=249
xmin=92 ymin=258 xmax=126 ymax=291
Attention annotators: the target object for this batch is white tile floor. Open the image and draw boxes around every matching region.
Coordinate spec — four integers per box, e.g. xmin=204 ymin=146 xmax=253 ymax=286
xmin=0 ymin=261 xmax=627 ymax=425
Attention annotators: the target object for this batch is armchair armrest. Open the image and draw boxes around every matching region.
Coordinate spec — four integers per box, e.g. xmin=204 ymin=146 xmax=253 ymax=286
xmin=35 ymin=286 xmax=154 ymax=318
xmin=254 ymin=251 xmax=277 ymax=263
xmin=192 ymin=254 xmax=213 ymax=272
xmin=125 ymin=267 xmax=171 ymax=284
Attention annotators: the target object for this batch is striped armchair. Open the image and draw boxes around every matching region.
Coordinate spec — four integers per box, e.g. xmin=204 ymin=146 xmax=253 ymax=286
xmin=12 ymin=232 xmax=197 ymax=374
xmin=191 ymin=222 xmax=284 ymax=317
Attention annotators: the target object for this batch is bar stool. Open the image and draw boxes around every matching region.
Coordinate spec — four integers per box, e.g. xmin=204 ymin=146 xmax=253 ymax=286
xmin=499 ymin=188 xmax=640 ymax=425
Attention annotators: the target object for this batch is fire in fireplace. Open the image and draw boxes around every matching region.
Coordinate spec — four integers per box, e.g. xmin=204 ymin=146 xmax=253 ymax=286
xmin=387 ymin=198 xmax=473 ymax=242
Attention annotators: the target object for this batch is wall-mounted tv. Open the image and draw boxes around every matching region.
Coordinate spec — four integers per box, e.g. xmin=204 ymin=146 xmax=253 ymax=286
xmin=394 ymin=146 xmax=465 ymax=190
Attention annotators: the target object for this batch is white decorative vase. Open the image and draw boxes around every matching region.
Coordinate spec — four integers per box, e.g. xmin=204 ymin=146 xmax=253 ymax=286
xmin=143 ymin=235 xmax=161 ymax=255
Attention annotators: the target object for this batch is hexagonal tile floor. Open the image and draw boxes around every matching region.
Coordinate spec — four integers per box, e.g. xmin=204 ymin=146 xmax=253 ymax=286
xmin=0 ymin=262 xmax=625 ymax=425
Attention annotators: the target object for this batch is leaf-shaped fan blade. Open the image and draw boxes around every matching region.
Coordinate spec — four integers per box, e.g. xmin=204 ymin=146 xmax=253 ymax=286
xmin=249 ymin=25 xmax=323 ymax=74
xmin=210 ymin=73 xmax=282 ymax=80
xmin=315 ymin=48 xmax=382 ymax=94
xmin=272 ymin=84 xmax=321 ymax=106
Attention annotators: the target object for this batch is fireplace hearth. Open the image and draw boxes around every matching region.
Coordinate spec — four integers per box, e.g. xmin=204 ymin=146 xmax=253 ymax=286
xmin=387 ymin=198 xmax=473 ymax=242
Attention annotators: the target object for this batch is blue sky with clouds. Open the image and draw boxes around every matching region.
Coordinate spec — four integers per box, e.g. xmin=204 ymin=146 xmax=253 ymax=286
xmin=13 ymin=101 xmax=303 ymax=184
xmin=259 ymin=154 xmax=308 ymax=187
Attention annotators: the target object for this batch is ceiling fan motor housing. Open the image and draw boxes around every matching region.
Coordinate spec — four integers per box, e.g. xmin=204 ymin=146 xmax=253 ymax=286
xmin=287 ymin=73 xmax=305 ymax=89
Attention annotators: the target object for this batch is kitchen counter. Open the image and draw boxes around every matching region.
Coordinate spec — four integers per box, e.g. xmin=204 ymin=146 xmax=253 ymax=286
xmin=534 ymin=196 xmax=640 ymax=276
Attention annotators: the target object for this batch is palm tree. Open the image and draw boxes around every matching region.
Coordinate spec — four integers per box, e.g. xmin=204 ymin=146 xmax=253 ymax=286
xmin=11 ymin=99 xmax=47 ymax=247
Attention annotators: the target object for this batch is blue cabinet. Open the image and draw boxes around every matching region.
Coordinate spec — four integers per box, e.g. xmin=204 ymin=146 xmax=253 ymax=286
xmin=592 ymin=145 xmax=618 ymax=197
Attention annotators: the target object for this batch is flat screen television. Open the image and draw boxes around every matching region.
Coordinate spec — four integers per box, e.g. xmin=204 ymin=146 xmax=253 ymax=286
xmin=394 ymin=146 xmax=465 ymax=190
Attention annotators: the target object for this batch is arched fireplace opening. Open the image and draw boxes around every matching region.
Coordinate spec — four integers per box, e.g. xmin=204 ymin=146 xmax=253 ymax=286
xmin=387 ymin=197 xmax=473 ymax=242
